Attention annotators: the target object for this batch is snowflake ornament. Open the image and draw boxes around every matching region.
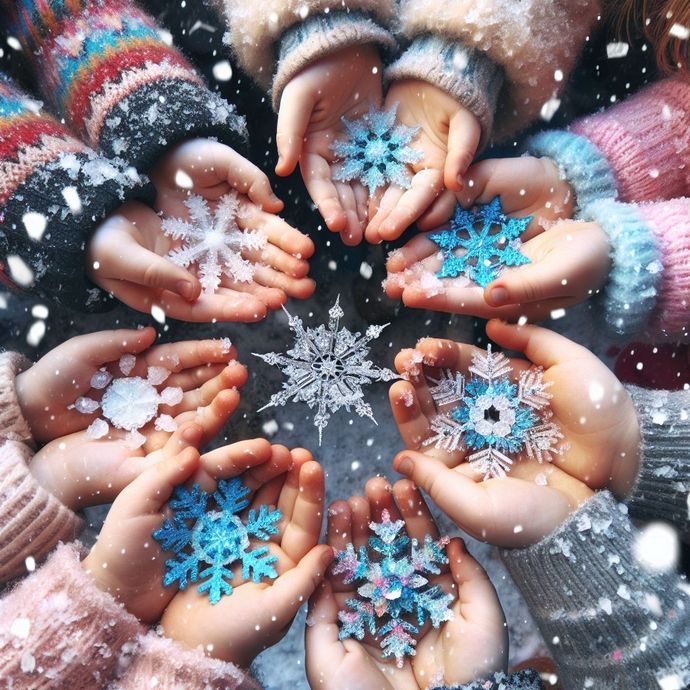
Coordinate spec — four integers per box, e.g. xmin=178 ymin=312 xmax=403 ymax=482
xmin=153 ymin=477 xmax=281 ymax=605
xmin=429 ymin=197 xmax=532 ymax=288
xmin=424 ymin=346 xmax=565 ymax=479
xmin=70 ymin=359 xmax=182 ymax=448
xmin=161 ymin=191 xmax=266 ymax=294
xmin=254 ymin=297 xmax=398 ymax=445
xmin=331 ymin=104 xmax=423 ymax=196
xmin=333 ymin=510 xmax=454 ymax=668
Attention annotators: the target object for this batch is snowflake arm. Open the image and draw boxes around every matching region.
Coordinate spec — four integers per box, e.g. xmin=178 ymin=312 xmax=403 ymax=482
xmin=245 ymin=505 xmax=282 ymax=540
xmin=170 ymin=483 xmax=208 ymax=520
xmin=152 ymin=518 xmax=193 ymax=553
xmin=197 ymin=561 xmax=235 ymax=605
xmin=241 ymin=546 xmax=279 ymax=583
xmin=337 ymin=600 xmax=376 ymax=640
xmin=213 ymin=478 xmax=250 ymax=514
xmin=162 ymin=551 xmax=200 ymax=591
xmin=423 ymin=413 xmax=466 ymax=453
xmin=332 ymin=543 xmax=369 ymax=583
xmin=379 ymin=619 xmax=418 ymax=667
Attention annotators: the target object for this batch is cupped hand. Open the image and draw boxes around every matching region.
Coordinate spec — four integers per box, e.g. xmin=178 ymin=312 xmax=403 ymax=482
xmin=160 ymin=448 xmax=333 ymax=668
xmin=276 ymin=44 xmax=383 ymax=246
xmin=385 ymin=220 xmax=611 ymax=321
xmin=365 ymin=80 xmax=481 ymax=245
xmin=305 ymin=477 xmax=507 ymax=690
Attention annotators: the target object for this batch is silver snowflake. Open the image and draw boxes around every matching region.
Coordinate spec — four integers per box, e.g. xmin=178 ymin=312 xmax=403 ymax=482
xmin=161 ymin=191 xmax=266 ymax=294
xmin=253 ymin=298 xmax=398 ymax=444
xmin=424 ymin=346 xmax=565 ymax=479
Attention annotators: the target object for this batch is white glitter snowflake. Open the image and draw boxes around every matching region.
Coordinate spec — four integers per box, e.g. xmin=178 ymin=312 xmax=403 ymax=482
xmin=253 ymin=297 xmax=398 ymax=444
xmin=424 ymin=346 xmax=565 ymax=479
xmin=71 ymin=358 xmax=182 ymax=448
xmin=161 ymin=191 xmax=266 ymax=294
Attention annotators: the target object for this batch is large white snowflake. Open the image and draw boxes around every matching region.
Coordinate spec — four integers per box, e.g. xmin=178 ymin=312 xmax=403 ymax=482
xmin=161 ymin=191 xmax=266 ymax=294
xmin=254 ymin=298 xmax=398 ymax=444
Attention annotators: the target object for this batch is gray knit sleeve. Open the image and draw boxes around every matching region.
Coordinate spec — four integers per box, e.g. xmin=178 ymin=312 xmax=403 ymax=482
xmin=501 ymin=491 xmax=690 ymax=690
xmin=442 ymin=669 xmax=543 ymax=689
xmin=625 ymin=385 xmax=690 ymax=541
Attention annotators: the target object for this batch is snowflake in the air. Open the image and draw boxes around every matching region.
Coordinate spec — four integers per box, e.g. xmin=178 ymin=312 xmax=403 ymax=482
xmin=429 ymin=197 xmax=532 ymax=288
xmin=70 ymin=356 xmax=182 ymax=448
xmin=254 ymin=297 xmax=398 ymax=445
xmin=331 ymin=104 xmax=423 ymax=196
xmin=153 ymin=477 xmax=281 ymax=605
xmin=161 ymin=191 xmax=266 ymax=294
xmin=424 ymin=346 xmax=564 ymax=479
xmin=333 ymin=510 xmax=454 ymax=667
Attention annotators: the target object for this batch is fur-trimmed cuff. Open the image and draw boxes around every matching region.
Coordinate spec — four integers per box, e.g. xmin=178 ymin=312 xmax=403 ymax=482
xmin=0 ymin=353 xmax=33 ymax=444
xmin=385 ymin=35 xmax=504 ymax=152
xmin=272 ymin=11 xmax=396 ymax=110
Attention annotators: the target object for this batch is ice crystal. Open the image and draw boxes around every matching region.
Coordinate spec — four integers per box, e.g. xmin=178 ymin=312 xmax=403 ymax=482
xmin=153 ymin=478 xmax=281 ymax=604
xmin=333 ymin=510 xmax=453 ymax=667
xmin=424 ymin=346 xmax=564 ymax=479
xmin=429 ymin=197 xmax=532 ymax=288
xmin=254 ymin=297 xmax=398 ymax=444
xmin=161 ymin=192 xmax=266 ymax=294
xmin=331 ymin=104 xmax=423 ymax=196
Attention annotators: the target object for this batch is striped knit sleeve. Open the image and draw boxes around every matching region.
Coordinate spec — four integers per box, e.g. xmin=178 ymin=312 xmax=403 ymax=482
xmin=0 ymin=75 xmax=151 ymax=311
xmin=5 ymin=0 xmax=247 ymax=171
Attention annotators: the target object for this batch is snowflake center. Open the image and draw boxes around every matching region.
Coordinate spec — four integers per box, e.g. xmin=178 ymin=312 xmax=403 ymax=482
xmin=364 ymin=138 xmax=390 ymax=163
xmin=192 ymin=512 xmax=249 ymax=565
xmin=206 ymin=229 xmax=227 ymax=249
xmin=484 ymin=405 xmax=501 ymax=422
xmin=311 ymin=354 xmax=345 ymax=380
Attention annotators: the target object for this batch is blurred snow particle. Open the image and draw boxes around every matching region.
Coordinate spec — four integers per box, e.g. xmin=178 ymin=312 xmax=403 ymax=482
xmin=151 ymin=304 xmax=166 ymax=324
xmin=213 ymin=60 xmax=233 ymax=82
xmin=25 ymin=556 xmax=35 ymax=572
xmin=328 ymin=260 xmax=337 ymax=271
xmin=598 ymin=596 xmax=612 ymax=615
xmin=26 ymin=320 xmax=45 ymax=347
xmin=20 ymin=651 xmax=35 ymax=674
xmin=157 ymin=28 xmax=173 ymax=45
xmin=535 ymin=473 xmax=548 ymax=486
xmin=588 ymin=381 xmax=604 ymax=403
xmin=606 ymin=41 xmax=630 ymax=58
xmin=7 ymin=36 xmax=21 ymax=51
xmin=22 ymin=212 xmax=47 ymax=241
xmin=298 ymin=5 xmax=309 ymax=19
xmin=174 ymin=169 xmax=194 ymax=189
xmin=513 ymin=524 xmax=524 ymax=534
xmin=62 ymin=186 xmax=82 ymax=214
xmin=10 ymin=618 xmax=30 ymax=639
xmin=359 ymin=261 xmax=373 ymax=279
xmin=554 ymin=69 xmax=564 ymax=82
xmin=220 ymin=337 xmax=232 ymax=353
xmin=634 ymin=522 xmax=679 ymax=572
xmin=658 ymin=673 xmax=688 ymax=690
xmin=7 ymin=255 xmax=34 ymax=287
xmin=550 ymin=308 xmax=566 ymax=320
xmin=262 ymin=419 xmax=279 ymax=437
xmin=670 ymin=23 xmax=689 ymax=40
xmin=31 ymin=304 xmax=48 ymax=319
xmin=540 ymin=97 xmax=561 ymax=122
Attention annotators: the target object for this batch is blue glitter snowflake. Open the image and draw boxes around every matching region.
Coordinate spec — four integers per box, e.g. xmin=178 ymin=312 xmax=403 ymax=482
xmin=153 ymin=478 xmax=281 ymax=604
xmin=333 ymin=509 xmax=454 ymax=668
xmin=331 ymin=104 xmax=423 ymax=196
xmin=429 ymin=197 xmax=532 ymax=288
xmin=424 ymin=346 xmax=564 ymax=479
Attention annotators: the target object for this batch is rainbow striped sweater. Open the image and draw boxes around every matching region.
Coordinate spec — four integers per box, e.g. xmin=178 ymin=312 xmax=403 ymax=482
xmin=0 ymin=0 xmax=247 ymax=311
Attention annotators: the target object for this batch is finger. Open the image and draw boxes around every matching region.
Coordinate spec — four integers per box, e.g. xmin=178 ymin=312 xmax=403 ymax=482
xmin=249 ymin=474 xmax=285 ymax=512
xmin=335 ymin=182 xmax=364 ymax=246
xmin=200 ymin=438 xmax=273 ymax=478
xmin=388 ymin=380 xmax=431 ymax=449
xmin=172 ymin=363 xmax=247 ymax=412
xmin=189 ymin=388 xmax=240 ymax=442
xmin=164 ymin=363 xmax=226 ymax=391
xmin=365 ymin=185 xmax=404 ymax=243
xmin=276 ymin=85 xmax=314 ymax=176
xmin=445 ymin=109 xmax=481 ymax=192
xmin=386 ymin=233 xmax=440 ymax=274
xmin=327 ymin=500 xmax=352 ymax=552
xmin=251 ymin=264 xmax=316 ymax=301
xmin=70 ymin=327 xmax=157 ymax=367
xmin=393 ymin=479 xmax=439 ymax=541
xmin=365 ymin=476 xmax=402 ymax=523
xmin=348 ymin=495 xmax=370 ymax=551
xmin=223 ymin=150 xmax=283 ymax=212
xmin=447 ymin=539 xmax=496 ymax=604
xmin=417 ymin=190 xmax=457 ymax=230
xmin=301 ymin=152 xmax=347 ymax=232
xmin=142 ymin=339 xmax=238 ymax=373
xmin=218 ymin=278 xmax=287 ymax=312
xmin=305 ymin=581 xmax=346 ymax=677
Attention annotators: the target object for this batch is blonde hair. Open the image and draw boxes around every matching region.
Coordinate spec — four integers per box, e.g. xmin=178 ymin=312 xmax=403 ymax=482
xmin=607 ymin=0 xmax=689 ymax=73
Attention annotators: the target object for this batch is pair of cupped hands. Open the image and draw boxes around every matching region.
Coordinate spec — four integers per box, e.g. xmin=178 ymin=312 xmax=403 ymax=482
xmin=14 ymin=319 xmax=641 ymax=688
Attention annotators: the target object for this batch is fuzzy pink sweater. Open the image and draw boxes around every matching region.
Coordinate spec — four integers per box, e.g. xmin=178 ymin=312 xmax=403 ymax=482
xmin=0 ymin=353 xmax=260 ymax=689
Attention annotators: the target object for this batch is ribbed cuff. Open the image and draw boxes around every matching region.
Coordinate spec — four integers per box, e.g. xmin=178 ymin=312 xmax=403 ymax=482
xmin=0 ymin=441 xmax=83 ymax=583
xmin=386 ymin=35 xmax=504 ymax=152
xmin=502 ymin=491 xmax=690 ymax=688
xmin=0 ymin=353 xmax=33 ymax=444
xmin=0 ymin=150 xmax=154 ymax=313
xmin=525 ymin=130 xmax=619 ymax=213
xmin=98 ymin=80 xmax=248 ymax=172
xmin=0 ymin=543 xmax=143 ymax=686
xmin=443 ymin=669 xmax=543 ymax=689
xmin=273 ymin=11 xmax=397 ymax=110
xmin=585 ymin=199 xmax=662 ymax=339
xmin=626 ymin=385 xmax=690 ymax=540
xmin=114 ymin=632 xmax=260 ymax=690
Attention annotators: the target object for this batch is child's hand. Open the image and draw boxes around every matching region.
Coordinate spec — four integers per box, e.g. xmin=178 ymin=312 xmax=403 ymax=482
xmin=388 ymin=322 xmax=642 ymax=546
xmin=276 ymin=44 xmax=383 ymax=246
xmin=385 ymin=220 xmax=611 ymax=321
xmin=160 ymin=449 xmax=333 ymax=667
xmin=16 ymin=329 xmax=243 ymax=442
xmin=365 ymin=80 xmax=480 ymax=244
xmin=306 ymin=478 xmax=507 ymax=689
xmin=82 ymin=429 xmax=289 ymax=623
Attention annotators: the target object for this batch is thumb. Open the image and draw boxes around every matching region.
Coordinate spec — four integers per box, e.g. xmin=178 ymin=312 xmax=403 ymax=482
xmin=444 ymin=108 xmax=481 ymax=192
xmin=276 ymin=84 xmax=313 ymax=176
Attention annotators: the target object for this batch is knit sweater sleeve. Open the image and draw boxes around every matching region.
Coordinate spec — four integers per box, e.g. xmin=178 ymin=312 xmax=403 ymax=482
xmin=0 ymin=543 xmax=144 ymax=688
xmin=501 ymin=491 xmax=690 ymax=690
xmin=114 ymin=632 xmax=261 ymax=690
xmin=442 ymin=669 xmax=544 ymax=689
xmin=4 ymin=0 xmax=247 ymax=172
xmin=386 ymin=0 xmax=600 ymax=146
xmin=219 ymin=0 xmax=397 ymax=110
xmin=0 ymin=76 xmax=152 ymax=311
xmin=625 ymin=385 xmax=690 ymax=541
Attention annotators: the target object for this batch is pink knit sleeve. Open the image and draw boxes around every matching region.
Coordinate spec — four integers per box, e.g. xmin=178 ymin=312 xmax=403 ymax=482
xmin=0 ymin=353 xmax=33 ymax=444
xmin=0 ymin=543 xmax=144 ymax=687
xmin=638 ymin=198 xmax=690 ymax=340
xmin=115 ymin=633 xmax=261 ymax=690
xmin=571 ymin=77 xmax=690 ymax=204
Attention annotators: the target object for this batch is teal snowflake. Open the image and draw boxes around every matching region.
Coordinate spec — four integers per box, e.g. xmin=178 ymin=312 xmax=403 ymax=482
xmin=153 ymin=478 xmax=281 ymax=604
xmin=331 ymin=104 xmax=423 ymax=196
xmin=429 ymin=197 xmax=532 ymax=288
xmin=333 ymin=510 xmax=453 ymax=668
xmin=424 ymin=346 xmax=564 ymax=479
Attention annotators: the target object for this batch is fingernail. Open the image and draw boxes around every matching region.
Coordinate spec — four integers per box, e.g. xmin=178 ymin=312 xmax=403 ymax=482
xmin=177 ymin=280 xmax=195 ymax=300
xmin=321 ymin=547 xmax=335 ymax=568
xmin=456 ymin=175 xmax=464 ymax=189
xmin=397 ymin=455 xmax=413 ymax=475
xmin=487 ymin=286 xmax=509 ymax=307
